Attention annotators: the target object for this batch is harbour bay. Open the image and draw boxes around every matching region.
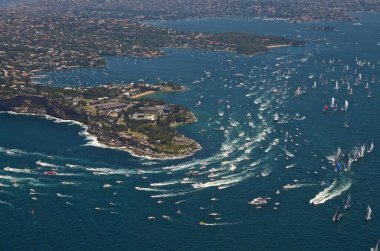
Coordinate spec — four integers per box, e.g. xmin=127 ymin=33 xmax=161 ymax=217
xmin=1 ymin=13 xmax=380 ymax=250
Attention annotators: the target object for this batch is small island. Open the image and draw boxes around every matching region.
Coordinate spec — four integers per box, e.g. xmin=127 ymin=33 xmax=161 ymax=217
xmin=0 ymin=82 xmax=200 ymax=159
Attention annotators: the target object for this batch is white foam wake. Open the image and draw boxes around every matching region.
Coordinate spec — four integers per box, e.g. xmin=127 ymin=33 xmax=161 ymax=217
xmin=3 ymin=167 xmax=33 ymax=174
xmin=150 ymin=180 xmax=180 ymax=187
xmin=309 ymin=177 xmax=351 ymax=205
xmin=36 ymin=160 xmax=58 ymax=168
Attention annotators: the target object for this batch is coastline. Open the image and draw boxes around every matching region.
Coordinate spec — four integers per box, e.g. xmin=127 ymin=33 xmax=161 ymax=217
xmin=131 ymin=86 xmax=188 ymax=99
xmin=0 ymin=111 xmax=201 ymax=160
xmin=131 ymin=91 xmax=157 ymax=99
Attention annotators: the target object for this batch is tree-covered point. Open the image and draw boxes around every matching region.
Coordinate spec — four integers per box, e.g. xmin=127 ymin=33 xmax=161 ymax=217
xmin=122 ymin=103 xmax=192 ymax=145
xmin=207 ymin=32 xmax=304 ymax=54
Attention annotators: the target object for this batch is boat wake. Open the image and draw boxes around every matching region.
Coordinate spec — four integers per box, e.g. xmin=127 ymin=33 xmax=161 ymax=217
xmin=309 ymin=177 xmax=351 ymax=205
xmin=199 ymin=221 xmax=242 ymax=226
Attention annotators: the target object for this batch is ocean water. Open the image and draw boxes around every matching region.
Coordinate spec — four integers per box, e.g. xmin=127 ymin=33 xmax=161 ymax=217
xmin=2 ymin=13 xmax=380 ymax=250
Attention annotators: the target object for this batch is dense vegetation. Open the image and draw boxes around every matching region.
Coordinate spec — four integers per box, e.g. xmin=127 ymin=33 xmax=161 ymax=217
xmin=209 ymin=32 xmax=304 ymax=55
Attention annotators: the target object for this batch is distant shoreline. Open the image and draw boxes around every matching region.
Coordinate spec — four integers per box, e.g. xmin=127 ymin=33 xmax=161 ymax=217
xmin=131 ymin=91 xmax=157 ymax=99
xmin=131 ymin=86 xmax=187 ymax=99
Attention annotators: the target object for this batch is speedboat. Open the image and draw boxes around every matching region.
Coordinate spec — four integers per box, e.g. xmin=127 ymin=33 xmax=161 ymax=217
xmin=209 ymin=212 xmax=221 ymax=217
xmin=44 ymin=171 xmax=57 ymax=175
xmin=273 ymin=113 xmax=279 ymax=122
xmin=248 ymin=197 xmax=268 ymax=206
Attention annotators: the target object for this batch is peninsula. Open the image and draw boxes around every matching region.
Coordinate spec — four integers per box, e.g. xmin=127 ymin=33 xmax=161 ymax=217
xmin=0 ymin=82 xmax=200 ymax=159
xmin=0 ymin=0 xmax=303 ymax=159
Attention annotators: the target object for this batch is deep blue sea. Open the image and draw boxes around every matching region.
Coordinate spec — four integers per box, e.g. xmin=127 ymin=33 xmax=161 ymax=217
xmin=2 ymin=13 xmax=380 ymax=250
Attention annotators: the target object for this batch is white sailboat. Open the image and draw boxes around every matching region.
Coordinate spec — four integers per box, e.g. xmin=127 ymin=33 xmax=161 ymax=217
xmin=346 ymin=158 xmax=352 ymax=172
xmin=365 ymin=82 xmax=369 ymax=89
xmin=312 ymin=81 xmax=317 ymax=89
xmin=334 ymin=80 xmax=339 ymax=90
xmin=370 ymin=240 xmax=379 ymax=251
xmin=344 ymin=118 xmax=350 ymax=128
xmin=295 ymin=87 xmax=302 ymax=96
xmin=349 ymin=87 xmax=353 ymax=95
xmin=368 ymin=142 xmax=374 ymax=153
xmin=368 ymin=90 xmax=373 ymax=98
xmin=344 ymin=193 xmax=351 ymax=209
xmin=330 ymin=97 xmax=335 ymax=108
xmin=344 ymin=100 xmax=349 ymax=112
xmin=366 ymin=205 xmax=373 ymax=221
xmin=333 ymin=206 xmax=343 ymax=222
xmin=360 ymin=145 xmax=366 ymax=158
xmin=334 ymin=147 xmax=342 ymax=164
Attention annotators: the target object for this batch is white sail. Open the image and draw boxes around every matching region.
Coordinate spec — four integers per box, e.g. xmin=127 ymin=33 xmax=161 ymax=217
xmin=335 ymin=147 xmax=342 ymax=164
xmin=295 ymin=87 xmax=302 ymax=96
xmin=371 ymin=240 xmax=379 ymax=251
xmin=313 ymin=81 xmax=317 ymax=88
xmin=360 ymin=145 xmax=366 ymax=158
xmin=349 ymin=88 xmax=353 ymax=95
xmin=331 ymin=97 xmax=335 ymax=107
xmin=334 ymin=80 xmax=339 ymax=90
xmin=346 ymin=159 xmax=352 ymax=172
xmin=347 ymin=81 xmax=351 ymax=90
xmin=366 ymin=205 xmax=372 ymax=220
xmin=368 ymin=142 xmax=374 ymax=153
xmin=365 ymin=82 xmax=369 ymax=89
xmin=344 ymin=100 xmax=349 ymax=112
xmin=336 ymin=147 xmax=342 ymax=158
xmin=344 ymin=193 xmax=351 ymax=209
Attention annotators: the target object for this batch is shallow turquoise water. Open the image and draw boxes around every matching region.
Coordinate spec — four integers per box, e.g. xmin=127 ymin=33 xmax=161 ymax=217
xmin=1 ymin=13 xmax=380 ymax=250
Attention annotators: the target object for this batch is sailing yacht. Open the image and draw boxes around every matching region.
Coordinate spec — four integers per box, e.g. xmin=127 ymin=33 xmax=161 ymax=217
xmin=335 ymin=147 xmax=342 ymax=163
xmin=295 ymin=87 xmax=302 ymax=96
xmin=344 ymin=116 xmax=350 ymax=128
xmin=334 ymin=80 xmax=339 ymax=90
xmin=360 ymin=145 xmax=366 ymax=158
xmin=344 ymin=100 xmax=349 ymax=112
xmin=368 ymin=90 xmax=373 ymax=98
xmin=330 ymin=97 xmax=335 ymax=108
xmin=368 ymin=142 xmax=374 ymax=153
xmin=346 ymin=159 xmax=352 ymax=172
xmin=177 ymin=206 xmax=182 ymax=215
xmin=333 ymin=206 xmax=343 ymax=222
xmin=366 ymin=205 xmax=373 ymax=221
xmin=344 ymin=193 xmax=351 ymax=210
xmin=370 ymin=240 xmax=379 ymax=251
xmin=312 ymin=81 xmax=317 ymax=89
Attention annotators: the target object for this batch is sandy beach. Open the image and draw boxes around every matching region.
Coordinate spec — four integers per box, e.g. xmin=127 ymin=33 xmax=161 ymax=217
xmin=266 ymin=44 xmax=292 ymax=49
xmin=130 ymin=91 xmax=157 ymax=99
